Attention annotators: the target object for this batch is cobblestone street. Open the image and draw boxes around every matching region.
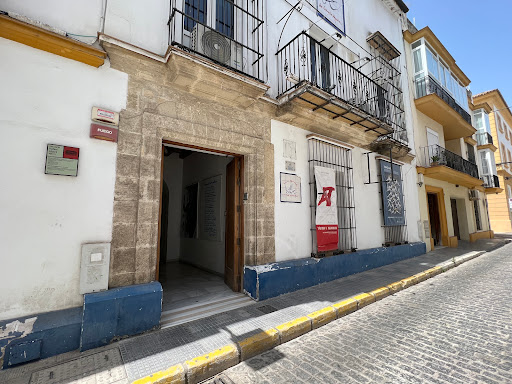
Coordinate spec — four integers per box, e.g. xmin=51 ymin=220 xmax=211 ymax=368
xmin=213 ymin=243 xmax=512 ymax=384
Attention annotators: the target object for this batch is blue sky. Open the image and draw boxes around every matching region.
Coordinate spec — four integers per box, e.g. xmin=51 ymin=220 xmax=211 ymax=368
xmin=405 ymin=0 xmax=511 ymax=106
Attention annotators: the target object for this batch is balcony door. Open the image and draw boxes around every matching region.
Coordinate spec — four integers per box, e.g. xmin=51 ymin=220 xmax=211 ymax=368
xmin=310 ymin=41 xmax=331 ymax=91
xmin=184 ymin=0 xmax=234 ymax=37
xmin=426 ymin=127 xmax=439 ymax=165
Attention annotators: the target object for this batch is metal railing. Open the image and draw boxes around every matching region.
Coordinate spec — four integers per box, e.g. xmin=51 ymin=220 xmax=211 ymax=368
xmin=276 ymin=32 xmax=407 ymax=139
xmin=168 ymin=0 xmax=264 ymax=81
xmin=420 ymin=144 xmax=479 ymax=179
xmin=476 ymin=132 xmax=493 ymax=146
xmin=414 ymin=75 xmax=471 ymax=125
xmin=482 ymin=174 xmax=500 ymax=189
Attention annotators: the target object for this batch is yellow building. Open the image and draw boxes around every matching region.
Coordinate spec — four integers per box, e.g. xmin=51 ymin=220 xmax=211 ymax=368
xmin=404 ymin=24 xmax=493 ymax=252
xmin=473 ymin=90 xmax=512 ymax=233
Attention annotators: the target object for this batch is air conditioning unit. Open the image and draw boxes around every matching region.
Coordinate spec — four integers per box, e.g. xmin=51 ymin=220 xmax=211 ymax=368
xmin=469 ymin=189 xmax=479 ymax=201
xmin=192 ymin=24 xmax=244 ymax=71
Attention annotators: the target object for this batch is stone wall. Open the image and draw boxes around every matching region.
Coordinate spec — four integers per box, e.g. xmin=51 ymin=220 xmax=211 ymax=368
xmin=103 ymin=43 xmax=277 ymax=287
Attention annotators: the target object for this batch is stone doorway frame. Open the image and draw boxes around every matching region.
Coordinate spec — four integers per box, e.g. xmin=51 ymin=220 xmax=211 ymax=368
xmin=109 ymin=110 xmax=274 ymax=287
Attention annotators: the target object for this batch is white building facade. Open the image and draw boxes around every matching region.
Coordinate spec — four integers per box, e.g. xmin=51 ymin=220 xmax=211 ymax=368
xmin=0 ymin=0 xmax=427 ymax=368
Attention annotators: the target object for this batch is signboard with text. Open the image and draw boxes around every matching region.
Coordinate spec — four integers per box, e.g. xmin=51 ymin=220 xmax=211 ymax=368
xmin=45 ymin=144 xmax=79 ymax=177
xmin=315 ymin=166 xmax=338 ymax=252
xmin=380 ymin=160 xmax=405 ymax=226
xmin=317 ymin=0 xmax=345 ymax=35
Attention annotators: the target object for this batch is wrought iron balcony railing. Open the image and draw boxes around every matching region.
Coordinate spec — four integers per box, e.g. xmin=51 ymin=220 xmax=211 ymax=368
xmin=476 ymin=132 xmax=493 ymax=146
xmin=414 ymin=75 xmax=472 ymax=126
xmin=168 ymin=0 xmax=264 ymax=81
xmin=482 ymin=174 xmax=500 ymax=189
xmin=276 ymin=32 xmax=407 ymax=141
xmin=420 ymin=144 xmax=479 ymax=179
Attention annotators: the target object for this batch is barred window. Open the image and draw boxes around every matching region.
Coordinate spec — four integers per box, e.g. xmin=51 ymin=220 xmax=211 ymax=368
xmin=308 ymin=138 xmax=357 ymax=254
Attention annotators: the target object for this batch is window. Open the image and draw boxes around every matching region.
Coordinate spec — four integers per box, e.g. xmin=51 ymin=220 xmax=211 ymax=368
xmin=184 ymin=0 xmax=207 ymax=32
xmin=497 ymin=115 xmax=504 ymax=133
xmin=440 ymin=62 xmax=448 ymax=87
xmin=216 ymin=0 xmax=234 ymax=38
xmin=426 ymin=47 xmax=439 ymax=80
xmin=508 ymin=150 xmax=512 ymax=170
xmin=473 ymin=110 xmax=484 ymax=130
xmin=308 ymin=138 xmax=356 ymax=252
xmin=412 ymin=48 xmax=424 ymax=74
xmin=484 ymin=112 xmax=491 ymax=134
xmin=474 ymin=200 xmax=482 ymax=231
xmin=480 ymin=151 xmax=490 ymax=175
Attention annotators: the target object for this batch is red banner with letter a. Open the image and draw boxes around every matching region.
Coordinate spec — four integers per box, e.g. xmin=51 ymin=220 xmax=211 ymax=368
xmin=314 ymin=166 xmax=339 ymax=252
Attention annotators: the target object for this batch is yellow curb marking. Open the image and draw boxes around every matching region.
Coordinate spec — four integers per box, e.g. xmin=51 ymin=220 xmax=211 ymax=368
xmin=353 ymin=293 xmax=375 ymax=308
xmin=238 ymin=329 xmax=280 ymax=361
xmin=307 ymin=306 xmax=337 ymax=329
xmin=369 ymin=286 xmax=391 ymax=301
xmin=276 ymin=316 xmax=312 ymax=343
xmin=331 ymin=298 xmax=358 ymax=318
xmin=132 ymin=364 xmax=185 ymax=384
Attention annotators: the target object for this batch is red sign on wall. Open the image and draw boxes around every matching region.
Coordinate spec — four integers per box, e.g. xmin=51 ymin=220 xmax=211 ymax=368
xmin=90 ymin=123 xmax=118 ymax=142
xmin=315 ymin=166 xmax=339 ymax=252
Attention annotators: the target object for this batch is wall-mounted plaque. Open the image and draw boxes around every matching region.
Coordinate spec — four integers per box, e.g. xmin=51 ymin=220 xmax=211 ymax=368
xmin=280 ymin=173 xmax=301 ymax=203
xmin=45 ymin=144 xmax=79 ymax=177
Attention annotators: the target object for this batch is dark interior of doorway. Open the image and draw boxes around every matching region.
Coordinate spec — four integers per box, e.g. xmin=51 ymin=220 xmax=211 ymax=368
xmin=451 ymin=198 xmax=461 ymax=240
xmin=157 ymin=143 xmax=248 ymax=328
xmin=428 ymin=193 xmax=441 ymax=246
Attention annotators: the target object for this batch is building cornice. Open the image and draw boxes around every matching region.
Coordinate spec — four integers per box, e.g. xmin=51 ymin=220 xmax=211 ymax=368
xmin=0 ymin=14 xmax=106 ymax=67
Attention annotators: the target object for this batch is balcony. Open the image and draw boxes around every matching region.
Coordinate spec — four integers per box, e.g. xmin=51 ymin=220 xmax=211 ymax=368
xmin=417 ymin=144 xmax=482 ymax=188
xmin=476 ymin=132 xmax=497 ymax=152
xmin=414 ymin=75 xmax=475 ymax=140
xmin=276 ymin=32 xmax=409 ymax=153
xmin=482 ymin=174 xmax=502 ymax=194
xmin=168 ymin=0 xmax=264 ymax=82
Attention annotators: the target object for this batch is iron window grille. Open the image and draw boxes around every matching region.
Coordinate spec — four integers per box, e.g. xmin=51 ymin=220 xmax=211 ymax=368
xmin=168 ymin=0 xmax=265 ymax=81
xmin=474 ymin=200 xmax=482 ymax=231
xmin=308 ymin=138 xmax=357 ymax=255
xmin=378 ymin=161 xmax=408 ymax=245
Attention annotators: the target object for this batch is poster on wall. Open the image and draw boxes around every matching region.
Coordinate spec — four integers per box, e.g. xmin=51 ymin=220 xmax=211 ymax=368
xmin=280 ymin=173 xmax=301 ymax=203
xmin=199 ymin=175 xmax=222 ymax=242
xmin=314 ymin=166 xmax=339 ymax=252
xmin=317 ymin=0 xmax=345 ymax=35
xmin=380 ymin=160 xmax=406 ymax=226
xmin=45 ymin=144 xmax=79 ymax=177
xmin=181 ymin=183 xmax=198 ymax=238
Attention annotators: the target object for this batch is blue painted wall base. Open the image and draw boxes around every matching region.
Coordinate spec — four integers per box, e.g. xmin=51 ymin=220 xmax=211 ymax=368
xmin=1 ymin=282 xmax=163 ymax=369
xmin=0 ymin=307 xmax=82 ymax=369
xmin=80 ymin=281 xmax=162 ymax=351
xmin=244 ymin=242 xmax=427 ymax=301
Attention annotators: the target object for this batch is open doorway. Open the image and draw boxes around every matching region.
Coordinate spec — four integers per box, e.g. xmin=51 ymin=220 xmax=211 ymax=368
xmin=157 ymin=142 xmax=250 ymax=328
xmin=428 ymin=193 xmax=442 ymax=246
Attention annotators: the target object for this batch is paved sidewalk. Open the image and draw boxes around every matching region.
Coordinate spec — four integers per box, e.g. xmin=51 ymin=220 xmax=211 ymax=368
xmin=212 ymin=241 xmax=512 ymax=384
xmin=1 ymin=238 xmax=509 ymax=384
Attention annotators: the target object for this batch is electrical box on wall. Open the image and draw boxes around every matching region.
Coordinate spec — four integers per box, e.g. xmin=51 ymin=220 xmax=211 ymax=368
xmin=79 ymin=243 xmax=111 ymax=294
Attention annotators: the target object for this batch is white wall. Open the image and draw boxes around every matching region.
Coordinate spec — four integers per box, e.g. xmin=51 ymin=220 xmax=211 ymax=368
xmin=163 ymin=153 xmax=183 ymax=262
xmin=272 ymin=120 xmax=421 ymax=262
xmin=180 ymin=152 xmax=232 ymax=275
xmin=272 ymin=121 xmax=312 ymax=262
xmin=104 ymin=0 xmax=170 ymax=56
xmin=0 ymin=0 xmax=104 ymax=44
xmin=0 ymin=38 xmax=127 ymax=321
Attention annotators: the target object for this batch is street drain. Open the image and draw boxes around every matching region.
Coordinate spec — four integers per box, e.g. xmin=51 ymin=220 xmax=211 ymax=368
xmin=256 ymin=305 xmax=278 ymax=314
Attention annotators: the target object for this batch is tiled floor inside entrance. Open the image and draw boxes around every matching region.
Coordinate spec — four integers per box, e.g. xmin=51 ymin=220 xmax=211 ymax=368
xmin=159 ymin=262 xmax=253 ymax=328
